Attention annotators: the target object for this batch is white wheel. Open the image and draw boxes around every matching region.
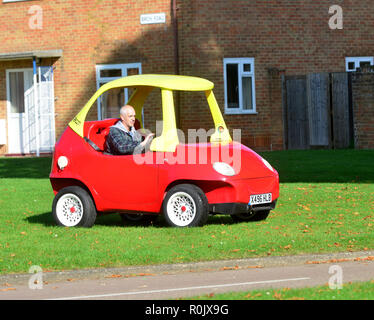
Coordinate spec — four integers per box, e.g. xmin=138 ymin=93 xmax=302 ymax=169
xmin=166 ymin=192 xmax=197 ymax=227
xmin=52 ymin=186 xmax=97 ymax=228
xmin=163 ymin=184 xmax=208 ymax=227
xmin=55 ymin=193 xmax=84 ymax=227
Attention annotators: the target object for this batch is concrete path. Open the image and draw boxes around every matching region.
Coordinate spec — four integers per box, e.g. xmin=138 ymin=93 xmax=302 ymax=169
xmin=1 ymin=250 xmax=373 ymax=300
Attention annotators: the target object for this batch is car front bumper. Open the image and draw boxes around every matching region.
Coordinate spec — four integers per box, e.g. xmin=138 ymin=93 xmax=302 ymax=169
xmin=209 ymin=200 xmax=277 ymax=215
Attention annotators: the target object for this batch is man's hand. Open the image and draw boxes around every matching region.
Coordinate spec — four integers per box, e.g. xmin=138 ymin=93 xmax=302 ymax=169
xmin=140 ymin=133 xmax=155 ymax=147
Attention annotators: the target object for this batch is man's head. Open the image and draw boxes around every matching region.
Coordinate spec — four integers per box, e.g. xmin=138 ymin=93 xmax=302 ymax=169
xmin=120 ymin=105 xmax=136 ymax=130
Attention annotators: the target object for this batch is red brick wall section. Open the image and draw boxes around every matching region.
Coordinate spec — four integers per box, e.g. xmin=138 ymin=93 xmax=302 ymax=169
xmin=177 ymin=0 xmax=374 ymax=151
xmin=1 ymin=0 xmax=374 ymax=154
xmin=0 ymin=0 xmax=174 ymax=155
xmin=352 ymin=70 xmax=374 ymax=150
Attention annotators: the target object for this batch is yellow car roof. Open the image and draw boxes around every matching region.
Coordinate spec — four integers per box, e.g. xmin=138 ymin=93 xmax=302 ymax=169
xmin=101 ymin=74 xmax=214 ymax=91
xmin=68 ymin=74 xmax=232 ymax=149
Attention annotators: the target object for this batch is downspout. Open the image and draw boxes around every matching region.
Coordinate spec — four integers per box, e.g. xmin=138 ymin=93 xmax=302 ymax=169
xmin=172 ymin=0 xmax=180 ymax=128
xmin=33 ymin=57 xmax=40 ymax=157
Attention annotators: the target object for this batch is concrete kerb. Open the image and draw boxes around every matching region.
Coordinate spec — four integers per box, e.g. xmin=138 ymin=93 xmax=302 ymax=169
xmin=1 ymin=250 xmax=374 ymax=286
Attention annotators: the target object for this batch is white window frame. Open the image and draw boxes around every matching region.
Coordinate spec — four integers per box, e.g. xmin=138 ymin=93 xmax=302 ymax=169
xmin=95 ymin=63 xmax=141 ymax=120
xmin=345 ymin=56 xmax=374 ymax=72
xmin=223 ymin=57 xmax=256 ymax=115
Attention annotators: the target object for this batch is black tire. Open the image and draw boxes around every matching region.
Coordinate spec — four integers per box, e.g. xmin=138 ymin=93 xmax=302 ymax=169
xmin=52 ymin=186 xmax=97 ymax=228
xmin=163 ymin=184 xmax=208 ymax=227
xmin=231 ymin=210 xmax=270 ymax=222
xmin=120 ymin=213 xmax=158 ymax=225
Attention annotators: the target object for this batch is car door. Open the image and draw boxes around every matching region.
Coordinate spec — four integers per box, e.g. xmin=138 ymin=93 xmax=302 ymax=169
xmin=90 ymin=151 xmax=159 ymax=212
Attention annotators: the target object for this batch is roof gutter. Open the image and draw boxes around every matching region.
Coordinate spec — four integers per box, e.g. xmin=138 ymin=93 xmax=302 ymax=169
xmin=0 ymin=49 xmax=63 ymax=61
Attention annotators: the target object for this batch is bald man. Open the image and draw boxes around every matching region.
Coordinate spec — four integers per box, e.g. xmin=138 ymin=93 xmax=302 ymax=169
xmin=104 ymin=105 xmax=154 ymax=155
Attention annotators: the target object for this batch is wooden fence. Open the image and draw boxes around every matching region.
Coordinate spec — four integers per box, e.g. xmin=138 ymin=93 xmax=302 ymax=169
xmin=283 ymin=72 xmax=351 ymax=150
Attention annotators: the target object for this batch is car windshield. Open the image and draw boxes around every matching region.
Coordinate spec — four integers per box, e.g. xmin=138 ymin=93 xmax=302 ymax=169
xmin=87 ymin=87 xmax=216 ymax=144
xmin=70 ymin=75 xmax=232 ymax=151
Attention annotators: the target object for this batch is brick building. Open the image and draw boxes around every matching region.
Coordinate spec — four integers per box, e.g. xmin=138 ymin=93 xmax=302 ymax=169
xmin=0 ymin=0 xmax=373 ymax=156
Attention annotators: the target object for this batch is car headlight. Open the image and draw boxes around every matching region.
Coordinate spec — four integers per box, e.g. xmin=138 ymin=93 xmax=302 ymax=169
xmin=213 ymin=162 xmax=236 ymax=176
xmin=57 ymin=156 xmax=69 ymax=170
xmin=261 ymin=157 xmax=274 ymax=172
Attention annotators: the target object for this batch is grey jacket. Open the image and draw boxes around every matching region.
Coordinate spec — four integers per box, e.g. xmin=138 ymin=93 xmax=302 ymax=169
xmin=104 ymin=121 xmax=143 ymax=155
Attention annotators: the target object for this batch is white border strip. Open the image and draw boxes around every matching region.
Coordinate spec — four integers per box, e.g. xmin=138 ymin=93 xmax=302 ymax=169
xmin=50 ymin=277 xmax=311 ymax=300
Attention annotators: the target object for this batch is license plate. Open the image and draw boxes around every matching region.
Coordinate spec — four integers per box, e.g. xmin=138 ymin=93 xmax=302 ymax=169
xmin=249 ymin=193 xmax=272 ymax=206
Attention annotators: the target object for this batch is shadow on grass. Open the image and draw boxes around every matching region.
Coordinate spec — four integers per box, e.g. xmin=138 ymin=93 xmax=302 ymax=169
xmin=0 ymin=157 xmax=52 ymax=179
xmin=93 ymin=213 xmax=239 ymax=228
xmin=26 ymin=211 xmax=238 ymax=228
xmin=2 ymin=150 xmax=374 ymax=183
xmin=95 ymin=213 xmax=237 ymax=228
xmin=260 ymin=149 xmax=374 ymax=183
xmin=25 ymin=211 xmax=132 ymax=228
xmin=26 ymin=212 xmax=55 ymax=227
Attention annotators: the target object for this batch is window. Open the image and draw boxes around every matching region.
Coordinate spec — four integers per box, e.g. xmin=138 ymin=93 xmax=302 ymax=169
xmin=96 ymin=63 xmax=141 ymax=120
xmin=8 ymin=71 xmax=25 ymax=114
xmin=223 ymin=58 xmax=256 ymax=114
xmin=346 ymin=57 xmax=374 ymax=72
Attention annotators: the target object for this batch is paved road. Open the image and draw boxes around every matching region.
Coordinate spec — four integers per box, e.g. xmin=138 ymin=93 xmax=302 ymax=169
xmin=1 ymin=251 xmax=373 ymax=300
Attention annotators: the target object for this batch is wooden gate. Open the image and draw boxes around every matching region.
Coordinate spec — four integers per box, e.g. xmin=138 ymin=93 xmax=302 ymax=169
xmin=283 ymin=72 xmax=351 ymax=150
xmin=284 ymin=76 xmax=308 ymax=150
xmin=331 ymin=73 xmax=351 ymax=148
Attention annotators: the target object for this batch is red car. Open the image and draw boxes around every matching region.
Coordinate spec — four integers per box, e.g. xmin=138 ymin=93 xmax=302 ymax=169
xmin=50 ymin=74 xmax=279 ymax=227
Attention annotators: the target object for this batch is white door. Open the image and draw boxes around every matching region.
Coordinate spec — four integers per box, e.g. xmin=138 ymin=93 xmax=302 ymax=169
xmin=37 ymin=66 xmax=55 ymax=153
xmin=6 ymin=69 xmax=33 ymax=154
xmin=7 ymin=67 xmax=55 ymax=154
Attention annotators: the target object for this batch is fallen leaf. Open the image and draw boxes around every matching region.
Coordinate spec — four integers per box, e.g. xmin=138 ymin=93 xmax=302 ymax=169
xmin=0 ymin=288 xmax=16 ymax=292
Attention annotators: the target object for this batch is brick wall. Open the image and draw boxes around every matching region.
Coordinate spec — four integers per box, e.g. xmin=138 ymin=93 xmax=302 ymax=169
xmin=1 ymin=0 xmax=374 ymax=154
xmin=0 ymin=0 xmax=174 ymax=154
xmin=352 ymin=70 xmax=374 ymax=149
xmin=177 ymin=0 xmax=374 ymax=151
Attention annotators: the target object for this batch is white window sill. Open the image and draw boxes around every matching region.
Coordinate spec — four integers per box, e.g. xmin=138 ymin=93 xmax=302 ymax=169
xmin=224 ymin=110 xmax=258 ymax=115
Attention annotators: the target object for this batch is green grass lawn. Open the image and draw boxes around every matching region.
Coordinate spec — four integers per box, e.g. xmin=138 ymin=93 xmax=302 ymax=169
xmin=186 ymin=280 xmax=374 ymax=300
xmin=0 ymin=149 xmax=373 ymax=274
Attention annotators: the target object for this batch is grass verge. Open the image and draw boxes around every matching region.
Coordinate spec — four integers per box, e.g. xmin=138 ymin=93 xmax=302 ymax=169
xmin=186 ymin=280 xmax=374 ymax=300
xmin=0 ymin=149 xmax=373 ymax=274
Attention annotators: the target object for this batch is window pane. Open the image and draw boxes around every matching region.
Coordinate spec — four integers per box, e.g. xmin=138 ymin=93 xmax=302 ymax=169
xmin=100 ymin=87 xmax=125 ymax=119
xmin=242 ymin=76 xmax=253 ymax=110
xmin=243 ymin=63 xmax=251 ymax=72
xmin=348 ymin=62 xmax=356 ymax=70
xmin=226 ymin=64 xmax=239 ymax=108
xmin=360 ymin=61 xmax=371 ymax=68
xmin=9 ymin=72 xmax=25 ymax=113
xmin=100 ymin=69 xmax=122 ymax=78
xmin=127 ymin=68 xmax=139 ymax=76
